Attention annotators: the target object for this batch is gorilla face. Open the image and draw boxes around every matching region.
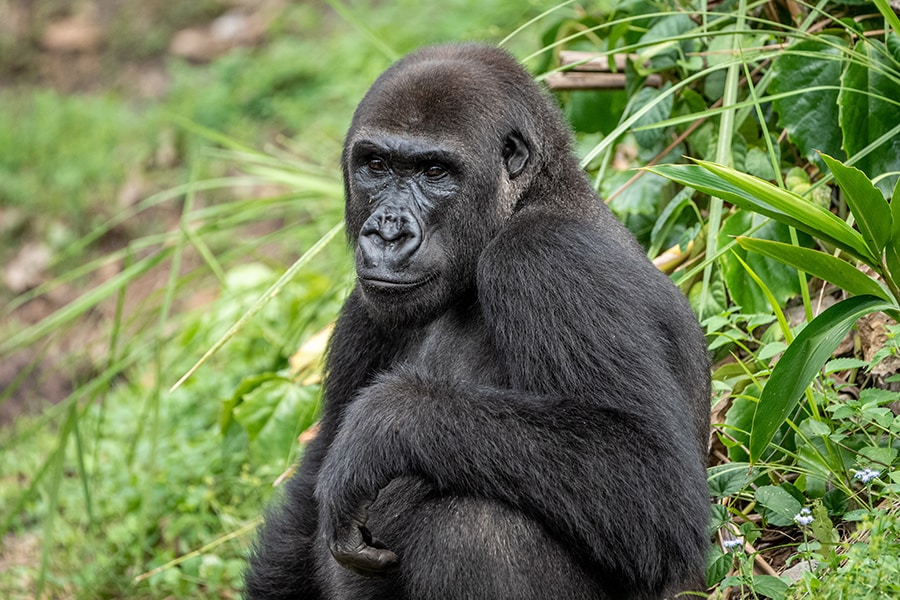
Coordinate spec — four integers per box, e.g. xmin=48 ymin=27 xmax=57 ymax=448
xmin=343 ymin=84 xmax=531 ymax=326
xmin=346 ymin=133 xmax=463 ymax=322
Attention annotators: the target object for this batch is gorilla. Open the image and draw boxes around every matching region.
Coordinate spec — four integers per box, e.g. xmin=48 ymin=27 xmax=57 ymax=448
xmin=245 ymin=43 xmax=710 ymax=600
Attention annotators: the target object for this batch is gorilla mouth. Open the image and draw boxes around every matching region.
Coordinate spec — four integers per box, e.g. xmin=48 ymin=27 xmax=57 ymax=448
xmin=359 ymin=276 xmax=431 ymax=291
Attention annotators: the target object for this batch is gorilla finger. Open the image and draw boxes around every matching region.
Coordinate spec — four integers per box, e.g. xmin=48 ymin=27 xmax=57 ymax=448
xmin=332 ymin=545 xmax=400 ymax=577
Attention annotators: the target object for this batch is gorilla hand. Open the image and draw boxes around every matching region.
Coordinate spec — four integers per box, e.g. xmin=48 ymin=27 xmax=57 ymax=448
xmin=316 ymin=394 xmax=403 ymax=578
xmin=323 ymin=498 xmax=399 ymax=577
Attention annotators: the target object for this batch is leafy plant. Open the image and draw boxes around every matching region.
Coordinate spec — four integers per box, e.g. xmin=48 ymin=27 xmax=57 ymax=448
xmin=650 ymin=154 xmax=900 ymax=461
xmin=788 ymin=511 xmax=900 ymax=599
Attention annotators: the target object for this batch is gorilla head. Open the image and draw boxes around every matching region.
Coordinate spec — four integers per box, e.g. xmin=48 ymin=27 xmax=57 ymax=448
xmin=342 ymin=46 xmax=572 ymax=325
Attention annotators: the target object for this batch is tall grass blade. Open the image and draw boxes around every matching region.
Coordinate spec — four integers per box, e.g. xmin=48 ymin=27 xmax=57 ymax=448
xmin=35 ymin=403 xmax=76 ymax=599
xmin=749 ymin=295 xmax=896 ymax=461
xmin=1 ymin=249 xmax=172 ymax=355
xmin=648 ymin=162 xmax=876 ymax=265
xmin=819 ymin=152 xmax=891 ymax=254
xmin=702 ymin=0 xmax=747 ymax=319
xmin=170 ymin=221 xmax=345 ymax=392
xmin=735 ymin=237 xmax=893 ymax=301
xmin=873 ymin=0 xmax=900 ymax=34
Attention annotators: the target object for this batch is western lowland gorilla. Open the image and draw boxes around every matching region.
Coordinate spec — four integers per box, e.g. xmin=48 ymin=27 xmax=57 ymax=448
xmin=245 ymin=43 xmax=711 ymax=600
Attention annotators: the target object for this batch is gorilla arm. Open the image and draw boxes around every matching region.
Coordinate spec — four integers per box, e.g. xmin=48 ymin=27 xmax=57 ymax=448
xmin=245 ymin=290 xmax=403 ymax=599
xmin=316 ymin=210 xmax=709 ymax=593
xmin=316 ymin=371 xmax=704 ymax=590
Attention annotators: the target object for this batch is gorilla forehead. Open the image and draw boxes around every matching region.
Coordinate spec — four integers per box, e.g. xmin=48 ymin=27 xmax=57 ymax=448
xmin=350 ymin=45 xmax=531 ymax=142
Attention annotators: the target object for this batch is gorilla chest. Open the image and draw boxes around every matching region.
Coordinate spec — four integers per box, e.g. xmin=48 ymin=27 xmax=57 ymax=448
xmin=396 ymin=312 xmax=505 ymax=385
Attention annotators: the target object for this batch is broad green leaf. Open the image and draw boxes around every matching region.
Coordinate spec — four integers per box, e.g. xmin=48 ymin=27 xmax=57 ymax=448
xmin=889 ymin=25 xmax=900 ymax=61
xmin=605 ymin=170 xmax=670 ymax=244
xmin=708 ymin=462 xmax=760 ymax=498
xmin=688 ymin=267 xmax=727 ymax=319
xmin=234 ymin=379 xmax=319 ymax=462
xmin=724 ymin=385 xmax=761 ymax=463
xmin=648 ymin=162 xmax=876 ymax=265
xmin=840 ymin=38 xmax=900 ymax=196
xmin=720 ymin=212 xmax=803 ymax=313
xmin=638 ymin=14 xmax=698 ymax=71
xmin=744 ymin=146 xmax=778 ymax=181
xmin=887 ymin=178 xmax=900 ymax=282
xmin=735 ymin=237 xmax=892 ymax=301
xmin=819 ymin=152 xmax=891 ymax=255
xmin=706 ymin=550 xmax=733 ymax=587
xmin=709 ymin=504 xmax=730 ymax=531
xmin=219 ymin=372 xmax=284 ymax=433
xmin=771 ymin=36 xmax=847 ymax=164
xmin=756 ymin=485 xmax=803 ymax=527
xmin=701 ymin=25 xmax=761 ymax=100
xmin=823 ymin=489 xmax=850 ymax=515
xmin=628 ymin=83 xmax=673 ymax=149
xmin=750 ymin=575 xmax=790 ymax=600
xmin=894 ymin=178 xmax=900 ymax=232
xmin=749 ymin=296 xmax=896 ymax=461
xmin=565 ymin=89 xmax=628 ymax=135
xmin=859 ymin=446 xmax=897 ymax=466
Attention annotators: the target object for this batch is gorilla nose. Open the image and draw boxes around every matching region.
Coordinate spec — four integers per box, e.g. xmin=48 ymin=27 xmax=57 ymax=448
xmin=358 ymin=209 xmax=423 ymax=267
xmin=362 ymin=212 xmax=408 ymax=242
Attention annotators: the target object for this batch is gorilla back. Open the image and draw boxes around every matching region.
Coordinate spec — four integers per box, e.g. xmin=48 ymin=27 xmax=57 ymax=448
xmin=245 ymin=44 xmax=711 ymax=600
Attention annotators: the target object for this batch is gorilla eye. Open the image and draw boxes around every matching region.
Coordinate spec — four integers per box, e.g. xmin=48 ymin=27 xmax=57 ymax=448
xmin=367 ymin=158 xmax=388 ymax=173
xmin=423 ymin=164 xmax=447 ymax=179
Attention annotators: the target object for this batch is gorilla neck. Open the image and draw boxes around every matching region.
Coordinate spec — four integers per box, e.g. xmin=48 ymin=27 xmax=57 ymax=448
xmin=394 ymin=306 xmax=506 ymax=386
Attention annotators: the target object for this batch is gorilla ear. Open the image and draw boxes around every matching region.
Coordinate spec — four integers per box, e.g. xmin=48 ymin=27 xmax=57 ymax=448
xmin=503 ymin=133 xmax=529 ymax=179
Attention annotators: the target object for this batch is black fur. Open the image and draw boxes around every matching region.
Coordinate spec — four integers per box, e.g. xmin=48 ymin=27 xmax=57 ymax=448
xmin=244 ymin=44 xmax=710 ymax=600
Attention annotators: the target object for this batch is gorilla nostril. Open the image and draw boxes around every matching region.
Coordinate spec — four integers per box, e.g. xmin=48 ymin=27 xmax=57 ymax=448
xmin=379 ymin=216 xmax=406 ymax=241
xmin=362 ymin=212 xmax=417 ymax=243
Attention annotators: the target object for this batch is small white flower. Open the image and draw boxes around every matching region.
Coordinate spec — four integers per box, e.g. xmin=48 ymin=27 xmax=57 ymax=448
xmin=794 ymin=511 xmax=814 ymax=526
xmin=854 ymin=468 xmax=880 ymax=483
xmin=722 ymin=538 xmax=743 ymax=551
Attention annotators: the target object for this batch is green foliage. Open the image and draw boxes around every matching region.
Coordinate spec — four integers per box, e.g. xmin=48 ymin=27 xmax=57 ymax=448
xmin=1 ymin=258 xmax=343 ymax=597
xmin=770 ymin=36 xmax=848 ymax=164
xmin=718 ymin=212 xmax=807 ymax=314
xmin=651 ymin=155 xmax=900 ymax=462
xmin=840 ymin=36 xmax=900 ymax=195
xmin=788 ymin=511 xmax=900 ymax=599
xmin=682 ymin=156 xmax=900 ymax=599
xmin=0 ymin=90 xmax=159 ymax=219
xmin=555 ymin=1 xmax=900 ymax=596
